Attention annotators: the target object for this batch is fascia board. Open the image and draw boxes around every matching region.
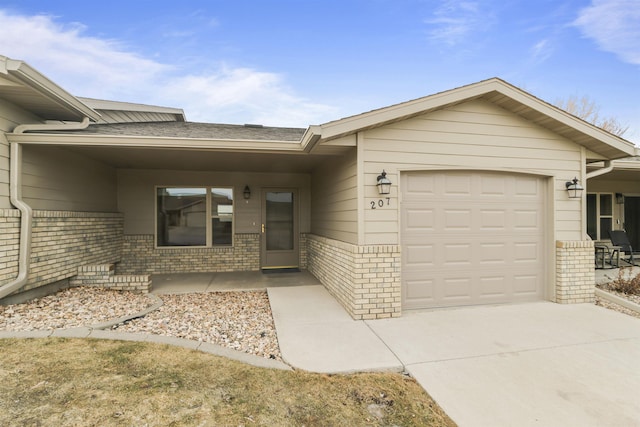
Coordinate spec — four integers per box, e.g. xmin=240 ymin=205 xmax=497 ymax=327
xmin=317 ymin=79 xmax=501 ymax=140
xmin=317 ymin=77 xmax=636 ymax=158
xmin=492 ymin=80 xmax=637 ymax=157
xmin=2 ymin=57 xmax=101 ymax=122
xmin=300 ymin=125 xmax=322 ymax=152
xmin=79 ymin=97 xmax=185 ymax=118
xmin=7 ymin=132 xmax=306 ymax=153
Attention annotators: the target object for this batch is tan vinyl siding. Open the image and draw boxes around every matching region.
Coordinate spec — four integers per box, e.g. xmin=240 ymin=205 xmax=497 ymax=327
xmin=310 ymin=148 xmax=358 ymax=244
xmin=0 ymin=99 xmax=43 ymax=208
xmin=22 ymin=145 xmax=117 ymax=211
xmin=362 ymin=99 xmax=583 ymax=245
xmin=117 ymin=169 xmax=311 ymax=235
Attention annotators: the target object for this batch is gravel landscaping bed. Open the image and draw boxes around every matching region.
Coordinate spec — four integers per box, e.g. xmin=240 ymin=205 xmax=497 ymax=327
xmin=0 ymin=287 xmax=281 ymax=361
xmin=114 ymin=292 xmax=281 ymax=360
xmin=596 ymin=282 xmax=640 ymax=320
xmin=2 ymin=275 xmax=638 ymax=364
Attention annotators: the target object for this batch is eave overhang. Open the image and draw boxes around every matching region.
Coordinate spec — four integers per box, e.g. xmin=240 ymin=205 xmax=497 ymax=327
xmin=7 ymin=132 xmax=308 ymax=154
xmin=0 ymin=55 xmax=101 ymax=122
xmin=303 ymin=78 xmax=636 ymax=160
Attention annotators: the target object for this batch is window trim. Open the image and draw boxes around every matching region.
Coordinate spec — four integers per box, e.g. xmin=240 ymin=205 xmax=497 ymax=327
xmin=155 ymin=186 xmax=235 ymax=249
xmin=587 ymin=192 xmax=613 ymax=241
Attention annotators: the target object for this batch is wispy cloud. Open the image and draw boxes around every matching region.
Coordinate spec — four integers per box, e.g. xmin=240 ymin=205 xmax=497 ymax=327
xmin=530 ymin=39 xmax=554 ymax=64
xmin=425 ymin=1 xmax=495 ymax=46
xmin=0 ymin=10 xmax=336 ymax=126
xmin=573 ymin=0 xmax=640 ymax=65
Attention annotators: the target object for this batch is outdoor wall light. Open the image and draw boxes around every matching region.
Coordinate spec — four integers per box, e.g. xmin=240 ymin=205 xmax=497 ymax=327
xmin=616 ymin=193 xmax=625 ymax=204
xmin=565 ymin=177 xmax=584 ymax=199
xmin=377 ymin=170 xmax=392 ymax=195
xmin=243 ymin=185 xmax=251 ymax=200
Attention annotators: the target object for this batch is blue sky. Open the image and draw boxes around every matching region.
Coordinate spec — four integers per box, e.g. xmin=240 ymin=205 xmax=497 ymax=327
xmin=1 ymin=0 xmax=638 ymax=143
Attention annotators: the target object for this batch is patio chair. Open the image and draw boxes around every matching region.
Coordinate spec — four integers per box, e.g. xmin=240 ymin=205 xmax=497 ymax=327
xmin=608 ymin=230 xmax=640 ymax=266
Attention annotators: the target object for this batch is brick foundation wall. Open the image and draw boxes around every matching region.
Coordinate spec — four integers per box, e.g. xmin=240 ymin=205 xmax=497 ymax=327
xmin=299 ymin=233 xmax=308 ymax=269
xmin=0 ymin=209 xmax=123 ymax=294
xmin=307 ymin=234 xmax=401 ymax=320
xmin=556 ymin=240 xmax=595 ymax=303
xmin=70 ymin=264 xmax=151 ymax=293
xmin=117 ymin=233 xmax=261 ymax=274
xmin=0 ymin=209 xmax=20 ymax=285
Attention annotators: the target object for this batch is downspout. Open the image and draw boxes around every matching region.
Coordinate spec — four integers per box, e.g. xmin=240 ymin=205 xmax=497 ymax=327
xmin=585 ymin=160 xmax=613 ymax=180
xmin=0 ymin=118 xmax=91 ymax=300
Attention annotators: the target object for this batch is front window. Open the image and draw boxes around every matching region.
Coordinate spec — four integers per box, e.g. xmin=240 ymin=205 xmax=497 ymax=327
xmin=157 ymin=187 xmax=233 ymax=247
xmin=587 ymin=193 xmax=613 ymax=241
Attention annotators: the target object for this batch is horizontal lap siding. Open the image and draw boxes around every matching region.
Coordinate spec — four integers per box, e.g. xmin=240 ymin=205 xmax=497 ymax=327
xmin=0 ymin=99 xmax=42 ymax=209
xmin=362 ymin=99 xmax=583 ymax=245
xmin=311 ymin=148 xmax=358 ymax=244
xmin=22 ymin=145 xmax=117 ymax=211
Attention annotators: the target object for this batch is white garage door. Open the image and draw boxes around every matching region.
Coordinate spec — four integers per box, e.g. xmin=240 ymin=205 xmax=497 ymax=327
xmin=401 ymin=171 xmax=546 ymax=310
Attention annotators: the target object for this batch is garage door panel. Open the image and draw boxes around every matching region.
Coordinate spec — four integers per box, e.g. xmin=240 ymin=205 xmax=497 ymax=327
xmin=513 ymin=275 xmax=540 ymax=295
xmin=443 ymin=174 xmax=472 ymax=195
xmin=480 ymin=174 xmax=507 ymax=196
xmin=444 ymin=209 xmax=473 ymax=230
xmin=514 ymin=242 xmax=540 ymax=263
xmin=405 ymin=279 xmax=436 ymax=302
xmin=405 ymin=244 xmax=435 ymax=267
xmin=479 ymin=276 xmax=507 ymax=297
xmin=514 ymin=209 xmax=540 ymax=229
xmin=478 ymin=243 xmax=508 ymax=264
xmin=403 ymin=208 xmax=435 ymax=232
xmin=443 ymin=243 xmax=472 ymax=266
xmin=515 ymin=176 xmax=540 ymax=196
xmin=405 ymin=173 xmax=437 ymax=196
xmin=402 ymin=171 xmax=546 ymax=309
xmin=480 ymin=209 xmax=507 ymax=230
xmin=442 ymin=277 xmax=473 ymax=300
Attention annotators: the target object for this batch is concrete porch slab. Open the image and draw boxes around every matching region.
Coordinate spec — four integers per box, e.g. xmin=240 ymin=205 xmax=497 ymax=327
xmin=151 ymin=270 xmax=321 ymax=294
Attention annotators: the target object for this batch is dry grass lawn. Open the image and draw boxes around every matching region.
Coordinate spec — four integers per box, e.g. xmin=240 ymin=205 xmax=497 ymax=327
xmin=0 ymin=338 xmax=455 ymax=426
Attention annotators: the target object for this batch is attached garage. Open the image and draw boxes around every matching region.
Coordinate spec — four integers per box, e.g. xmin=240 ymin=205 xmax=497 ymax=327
xmin=401 ymin=170 xmax=547 ymax=310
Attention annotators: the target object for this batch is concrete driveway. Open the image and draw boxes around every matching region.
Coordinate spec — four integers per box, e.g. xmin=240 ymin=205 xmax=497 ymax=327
xmin=268 ymin=285 xmax=640 ymax=426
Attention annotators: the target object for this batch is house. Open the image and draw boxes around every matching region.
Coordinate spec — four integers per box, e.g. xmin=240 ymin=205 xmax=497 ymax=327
xmin=1 ymin=54 xmax=638 ymax=319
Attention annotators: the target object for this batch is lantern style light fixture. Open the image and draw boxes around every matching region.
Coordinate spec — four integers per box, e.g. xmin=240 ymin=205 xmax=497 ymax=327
xmin=243 ymin=185 xmax=251 ymax=200
xmin=565 ymin=177 xmax=584 ymax=199
xmin=377 ymin=170 xmax=392 ymax=195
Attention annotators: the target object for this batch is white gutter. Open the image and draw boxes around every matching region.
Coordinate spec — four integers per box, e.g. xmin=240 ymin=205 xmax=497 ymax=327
xmin=0 ymin=118 xmax=91 ymax=300
xmin=585 ymin=160 xmax=613 ymax=180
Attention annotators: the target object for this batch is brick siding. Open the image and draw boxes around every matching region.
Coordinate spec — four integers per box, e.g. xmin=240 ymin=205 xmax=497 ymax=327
xmin=307 ymin=234 xmax=401 ymax=320
xmin=117 ymin=233 xmax=261 ymax=274
xmin=0 ymin=209 xmax=123 ymax=295
xmin=556 ymin=240 xmax=595 ymax=303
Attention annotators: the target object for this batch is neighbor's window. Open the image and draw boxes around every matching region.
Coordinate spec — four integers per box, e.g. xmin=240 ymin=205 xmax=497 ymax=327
xmin=587 ymin=193 xmax=613 ymax=241
xmin=157 ymin=187 xmax=233 ymax=247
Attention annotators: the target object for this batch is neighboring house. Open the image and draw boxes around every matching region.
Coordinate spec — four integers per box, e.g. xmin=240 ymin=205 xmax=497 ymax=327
xmin=1 ymin=54 xmax=638 ymax=319
xmin=586 ymin=158 xmax=640 ymax=249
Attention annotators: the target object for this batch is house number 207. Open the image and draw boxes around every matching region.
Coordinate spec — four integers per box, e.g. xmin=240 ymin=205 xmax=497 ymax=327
xmin=370 ymin=198 xmax=391 ymax=209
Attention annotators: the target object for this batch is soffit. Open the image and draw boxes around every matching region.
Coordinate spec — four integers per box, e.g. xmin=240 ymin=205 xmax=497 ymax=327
xmin=63 ymin=145 xmax=338 ymax=173
xmin=0 ymin=57 xmax=100 ymax=122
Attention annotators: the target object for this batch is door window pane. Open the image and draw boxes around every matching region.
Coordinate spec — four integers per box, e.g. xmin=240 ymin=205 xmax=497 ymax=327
xmin=266 ymin=192 xmax=293 ymax=251
xmin=157 ymin=188 xmax=206 ymax=246
xmin=211 ymin=188 xmax=233 ymax=246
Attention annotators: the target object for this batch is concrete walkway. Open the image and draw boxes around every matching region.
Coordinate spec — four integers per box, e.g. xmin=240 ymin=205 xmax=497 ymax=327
xmin=268 ymin=285 xmax=640 ymax=426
